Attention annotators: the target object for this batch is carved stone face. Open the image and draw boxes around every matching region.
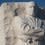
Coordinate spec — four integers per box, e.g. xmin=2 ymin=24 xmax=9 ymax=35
xmin=25 ymin=1 xmax=36 ymax=16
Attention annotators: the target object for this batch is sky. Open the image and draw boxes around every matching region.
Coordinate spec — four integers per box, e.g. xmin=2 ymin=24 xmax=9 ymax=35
xmin=0 ymin=0 xmax=45 ymax=8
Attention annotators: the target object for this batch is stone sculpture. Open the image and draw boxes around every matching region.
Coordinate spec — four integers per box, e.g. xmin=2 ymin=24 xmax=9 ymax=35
xmin=0 ymin=1 xmax=45 ymax=45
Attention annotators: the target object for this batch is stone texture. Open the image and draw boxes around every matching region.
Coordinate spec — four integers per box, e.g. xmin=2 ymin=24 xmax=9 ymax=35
xmin=0 ymin=1 xmax=45 ymax=45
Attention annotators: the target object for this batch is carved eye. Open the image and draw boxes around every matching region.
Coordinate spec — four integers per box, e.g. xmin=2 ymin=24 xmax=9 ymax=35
xmin=15 ymin=8 xmax=25 ymax=16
